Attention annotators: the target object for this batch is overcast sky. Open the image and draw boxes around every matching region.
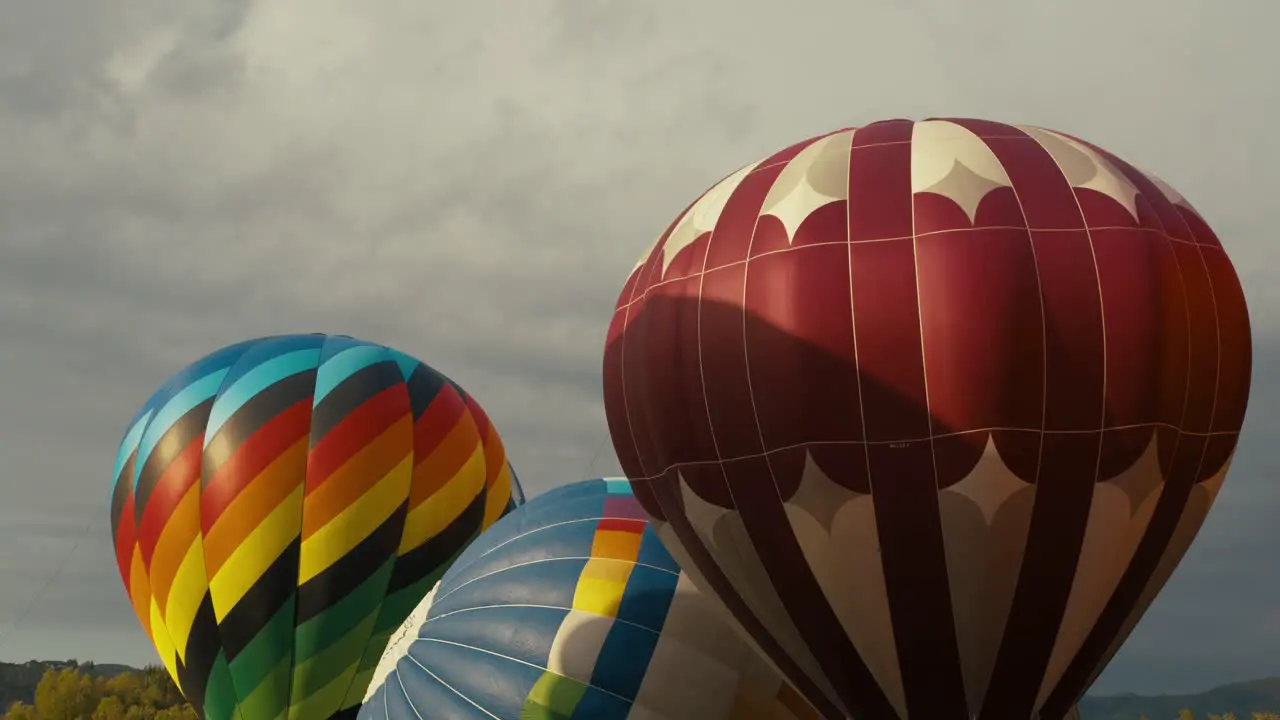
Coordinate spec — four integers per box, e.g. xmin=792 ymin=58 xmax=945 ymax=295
xmin=0 ymin=0 xmax=1275 ymax=700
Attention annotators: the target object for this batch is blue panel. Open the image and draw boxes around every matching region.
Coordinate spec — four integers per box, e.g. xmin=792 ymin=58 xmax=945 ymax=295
xmin=314 ymin=342 xmax=389 ymax=405
xmin=355 ymin=682 xmax=386 ymax=720
xmin=384 ymin=348 xmax=424 ymax=383
xmin=215 ymin=334 xmax=324 ymax=390
xmin=110 ymin=409 xmax=152 ymax=496
xmin=431 ymin=558 xmax=588 ymax=621
xmin=205 ymin=346 xmax=322 ymax=442
xmin=615 ymin=564 xmax=680 ymax=632
xmin=391 ymin=657 xmax=491 ymax=720
xmin=442 ymin=520 xmax=598 ymax=591
xmin=420 ymin=605 xmax=568 ymax=670
xmin=590 ymin=619 xmax=662 ymax=702
xmin=570 ymin=685 xmax=634 ymax=720
xmin=635 ymin=528 xmax=680 ymax=574
xmin=133 ymin=368 xmax=229 ymax=489
xmin=408 ymin=635 xmax=542 ymax=720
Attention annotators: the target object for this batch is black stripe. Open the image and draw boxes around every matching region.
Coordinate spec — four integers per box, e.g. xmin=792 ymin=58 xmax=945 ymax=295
xmin=202 ymin=370 xmax=318 ymax=480
xmin=327 ymin=706 xmax=361 ymax=720
xmin=218 ymin=539 xmax=300 ymax=661
xmin=177 ymin=592 xmax=223 ymax=713
xmin=296 ymin=505 xmax=407 ymax=624
xmin=309 ymin=361 xmax=404 ymax=444
xmin=404 ymin=364 xmax=446 ymax=421
xmin=387 ymin=490 xmax=485 ymax=594
xmin=134 ymin=400 xmax=214 ymax=520
xmin=110 ymin=454 xmax=137 ymax=541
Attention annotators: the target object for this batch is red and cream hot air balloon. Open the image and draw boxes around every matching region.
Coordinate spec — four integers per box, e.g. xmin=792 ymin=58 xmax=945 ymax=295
xmin=602 ymin=119 xmax=1252 ymax=720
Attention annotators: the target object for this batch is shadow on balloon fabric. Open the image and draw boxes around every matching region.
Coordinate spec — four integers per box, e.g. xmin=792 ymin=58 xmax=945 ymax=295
xmin=603 ymin=275 xmax=1245 ymax=720
xmin=358 ymin=478 xmax=821 ymax=720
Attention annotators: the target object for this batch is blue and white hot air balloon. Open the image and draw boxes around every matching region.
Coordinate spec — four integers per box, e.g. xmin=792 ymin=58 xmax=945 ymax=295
xmin=358 ymin=478 xmax=819 ymax=720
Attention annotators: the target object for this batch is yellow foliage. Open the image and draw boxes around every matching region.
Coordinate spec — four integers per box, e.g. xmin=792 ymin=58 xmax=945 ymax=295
xmin=1 ymin=665 xmax=195 ymax=720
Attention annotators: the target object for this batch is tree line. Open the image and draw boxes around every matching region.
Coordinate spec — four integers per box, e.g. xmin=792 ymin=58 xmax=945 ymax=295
xmin=1 ymin=665 xmax=1277 ymax=720
xmin=2 ymin=666 xmax=194 ymax=720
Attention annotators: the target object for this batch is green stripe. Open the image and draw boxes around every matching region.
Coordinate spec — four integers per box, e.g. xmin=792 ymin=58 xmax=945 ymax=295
xmin=288 ymin=610 xmax=379 ymax=719
xmin=357 ymin=630 xmax=394 ymax=673
xmin=225 ymin=596 xmax=296 ymax=720
xmin=291 ymin=606 xmax=382 ymax=704
xmin=339 ymin=665 xmax=377 ymax=709
xmin=236 ymin=654 xmax=293 ymax=720
xmin=295 ymin=560 xmax=393 ymax=661
xmin=521 ymin=673 xmax=586 ymax=720
xmin=202 ymin=652 xmax=241 ymax=720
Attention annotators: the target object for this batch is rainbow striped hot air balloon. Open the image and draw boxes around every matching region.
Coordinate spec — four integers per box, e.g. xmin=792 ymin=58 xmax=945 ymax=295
xmin=108 ymin=334 xmax=523 ymax=720
xmin=359 ymin=478 xmax=819 ymax=720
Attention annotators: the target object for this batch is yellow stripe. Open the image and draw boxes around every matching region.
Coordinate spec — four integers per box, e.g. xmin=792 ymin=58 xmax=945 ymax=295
xmin=209 ymin=485 xmax=304 ymax=621
xmin=400 ymin=445 xmax=485 ymax=553
xmin=299 ymin=455 xmax=412 ymax=584
xmin=164 ymin=538 xmax=209 ymax=661
xmin=148 ymin=597 xmax=182 ymax=689
xmin=482 ymin=460 xmax=513 ymax=528
xmin=129 ymin=550 xmax=154 ymax=639
xmin=572 ymin=558 xmax=633 ymax=618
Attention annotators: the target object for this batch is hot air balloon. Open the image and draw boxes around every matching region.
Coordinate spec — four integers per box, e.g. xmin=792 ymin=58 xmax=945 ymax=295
xmin=602 ymin=119 xmax=1252 ymax=720
xmin=359 ymin=478 xmax=821 ymax=720
xmin=109 ymin=334 xmax=525 ymax=720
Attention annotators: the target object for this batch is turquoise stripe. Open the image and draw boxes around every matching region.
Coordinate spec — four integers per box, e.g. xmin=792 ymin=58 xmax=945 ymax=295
xmin=133 ymin=368 xmax=229 ymax=490
xmin=204 ymin=348 xmax=322 ymax=444
xmin=604 ymin=478 xmax=631 ymax=495
xmin=386 ymin=349 xmax=423 ymax=383
xmin=313 ymin=344 xmax=388 ymax=405
xmin=110 ymin=410 xmax=153 ymax=495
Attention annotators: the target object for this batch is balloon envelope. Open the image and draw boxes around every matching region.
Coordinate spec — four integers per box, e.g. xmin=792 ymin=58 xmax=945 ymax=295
xmin=109 ymin=334 xmax=523 ymax=720
xmin=360 ymin=478 xmax=819 ymax=720
xmin=603 ymin=119 xmax=1251 ymax=720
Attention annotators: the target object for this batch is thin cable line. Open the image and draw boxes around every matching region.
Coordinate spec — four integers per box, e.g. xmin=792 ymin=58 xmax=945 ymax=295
xmin=0 ymin=509 xmax=99 ymax=654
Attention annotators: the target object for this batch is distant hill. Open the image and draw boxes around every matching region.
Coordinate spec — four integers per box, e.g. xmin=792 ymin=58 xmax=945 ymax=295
xmin=0 ymin=660 xmax=137 ymax=710
xmin=1080 ymin=677 xmax=1280 ymax=719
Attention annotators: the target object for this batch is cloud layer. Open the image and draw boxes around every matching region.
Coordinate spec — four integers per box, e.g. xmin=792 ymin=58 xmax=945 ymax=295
xmin=0 ymin=0 xmax=1275 ymax=697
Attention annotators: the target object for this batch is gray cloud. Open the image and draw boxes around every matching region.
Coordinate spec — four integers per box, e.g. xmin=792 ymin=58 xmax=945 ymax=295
xmin=0 ymin=0 xmax=1275 ymax=698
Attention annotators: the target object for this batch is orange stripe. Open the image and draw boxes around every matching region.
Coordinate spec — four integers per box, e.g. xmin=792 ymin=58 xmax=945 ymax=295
xmin=302 ymin=414 xmax=413 ymax=540
xmin=481 ymin=427 xmax=506 ymax=488
xmin=203 ymin=437 xmax=308 ymax=577
xmin=147 ymin=483 xmax=201 ymax=609
xmin=129 ymin=550 xmax=153 ymax=638
xmin=409 ymin=415 xmax=481 ymax=511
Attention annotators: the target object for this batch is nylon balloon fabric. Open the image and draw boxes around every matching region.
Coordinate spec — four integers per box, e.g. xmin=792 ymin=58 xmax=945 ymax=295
xmin=358 ymin=478 xmax=821 ymax=720
xmin=602 ymin=119 xmax=1252 ymax=720
xmin=108 ymin=334 xmax=525 ymax=720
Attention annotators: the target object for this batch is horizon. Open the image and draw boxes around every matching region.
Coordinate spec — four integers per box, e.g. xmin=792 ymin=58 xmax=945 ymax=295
xmin=0 ymin=0 xmax=1276 ymax=703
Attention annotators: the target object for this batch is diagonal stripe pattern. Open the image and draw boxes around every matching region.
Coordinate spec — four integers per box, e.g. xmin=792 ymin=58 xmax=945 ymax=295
xmin=109 ymin=334 xmax=525 ymax=720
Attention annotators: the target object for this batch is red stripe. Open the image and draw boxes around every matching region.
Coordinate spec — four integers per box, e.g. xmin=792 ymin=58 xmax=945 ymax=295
xmin=136 ymin=438 xmax=203 ymax=565
xmin=464 ymin=394 xmax=491 ymax=439
xmin=201 ymin=399 xmax=313 ymax=532
xmin=306 ymin=385 xmax=408 ymax=495
xmin=114 ymin=494 xmax=137 ymax=591
xmin=414 ymin=384 xmax=467 ymax=459
xmin=596 ymin=518 xmax=645 ymax=534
